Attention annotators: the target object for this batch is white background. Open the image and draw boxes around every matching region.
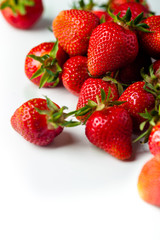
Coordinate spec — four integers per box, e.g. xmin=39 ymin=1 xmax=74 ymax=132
xmin=0 ymin=0 xmax=160 ymax=239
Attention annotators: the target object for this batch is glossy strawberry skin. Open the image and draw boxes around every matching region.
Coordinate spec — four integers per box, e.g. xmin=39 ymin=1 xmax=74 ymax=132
xmin=52 ymin=9 xmax=100 ymax=56
xmin=88 ymin=22 xmax=139 ymax=77
xmin=149 ymin=123 xmax=160 ymax=158
xmin=118 ymin=81 xmax=155 ymax=132
xmin=138 ymin=16 xmax=160 ymax=60
xmin=85 ymin=106 xmax=133 ymax=160
xmin=76 ymin=78 xmax=119 ymax=122
xmin=25 ymin=42 xmax=68 ymax=87
xmin=109 ymin=0 xmax=149 ymax=11
xmin=113 ymin=2 xmax=149 ymax=20
xmin=62 ymin=56 xmax=89 ymax=96
xmin=11 ymin=98 xmax=63 ymax=146
xmin=137 ymin=157 xmax=160 ymax=207
xmin=1 ymin=0 xmax=43 ymax=29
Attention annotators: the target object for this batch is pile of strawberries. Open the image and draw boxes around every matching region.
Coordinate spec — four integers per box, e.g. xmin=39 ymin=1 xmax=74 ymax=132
xmin=1 ymin=0 xmax=160 ymax=207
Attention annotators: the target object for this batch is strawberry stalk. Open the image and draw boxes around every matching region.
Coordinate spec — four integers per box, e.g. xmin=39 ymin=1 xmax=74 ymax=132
xmin=35 ymin=96 xmax=81 ymax=129
xmin=0 ymin=0 xmax=34 ymax=15
xmin=28 ymin=40 xmax=62 ymax=88
xmin=74 ymin=88 xmax=125 ymax=123
xmin=133 ymin=107 xmax=160 ymax=143
xmin=108 ymin=7 xmax=150 ymax=32
xmin=134 ymin=64 xmax=160 ymax=143
xmin=72 ymin=0 xmax=95 ymax=10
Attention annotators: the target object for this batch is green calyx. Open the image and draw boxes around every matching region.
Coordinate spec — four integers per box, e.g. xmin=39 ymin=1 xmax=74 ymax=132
xmin=102 ymin=73 xmax=124 ymax=96
xmin=134 ymin=64 xmax=160 ymax=143
xmin=108 ymin=7 xmax=151 ymax=32
xmin=0 ymin=0 xmax=34 ymax=15
xmin=35 ymin=96 xmax=81 ymax=129
xmin=72 ymin=0 xmax=96 ymax=10
xmin=133 ymin=107 xmax=160 ymax=144
xmin=74 ymin=88 xmax=125 ymax=124
xmin=28 ymin=40 xmax=62 ymax=88
xmin=142 ymin=64 xmax=160 ymax=98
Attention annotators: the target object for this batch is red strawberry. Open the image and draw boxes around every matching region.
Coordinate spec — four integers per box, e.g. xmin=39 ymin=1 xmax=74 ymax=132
xmin=87 ymin=20 xmax=139 ymax=76
xmin=52 ymin=9 xmax=100 ymax=56
xmin=61 ymin=56 xmax=89 ymax=96
xmin=11 ymin=97 xmax=80 ymax=146
xmin=25 ymin=41 xmax=68 ymax=88
xmin=76 ymin=78 xmax=119 ymax=122
xmin=85 ymin=106 xmax=133 ymax=160
xmin=113 ymin=2 xmax=149 ymax=20
xmin=149 ymin=123 xmax=160 ymax=158
xmin=117 ymin=50 xmax=152 ymax=84
xmin=11 ymin=98 xmax=63 ymax=146
xmin=137 ymin=157 xmax=160 ymax=207
xmin=138 ymin=15 xmax=160 ymax=60
xmin=0 ymin=0 xmax=43 ymax=29
xmin=118 ymin=81 xmax=155 ymax=132
xmin=108 ymin=0 xmax=149 ymax=11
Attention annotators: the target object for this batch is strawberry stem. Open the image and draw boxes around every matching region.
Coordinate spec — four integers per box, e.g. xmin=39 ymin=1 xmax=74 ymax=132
xmin=35 ymin=96 xmax=81 ymax=129
xmin=27 ymin=41 xmax=62 ymax=88
xmin=108 ymin=7 xmax=151 ymax=32
xmin=0 ymin=0 xmax=34 ymax=15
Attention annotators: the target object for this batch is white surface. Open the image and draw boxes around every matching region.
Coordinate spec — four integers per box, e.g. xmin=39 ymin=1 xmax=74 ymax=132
xmin=0 ymin=1 xmax=160 ymax=240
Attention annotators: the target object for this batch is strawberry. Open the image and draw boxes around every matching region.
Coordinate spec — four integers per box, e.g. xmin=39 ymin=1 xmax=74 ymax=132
xmin=52 ymin=9 xmax=100 ymax=56
xmin=137 ymin=157 xmax=160 ymax=207
xmin=76 ymin=77 xmax=120 ymax=122
xmin=61 ymin=56 xmax=90 ymax=96
xmin=85 ymin=105 xmax=133 ymax=160
xmin=25 ymin=41 xmax=68 ymax=88
xmin=138 ymin=15 xmax=160 ymax=60
xmin=118 ymin=81 xmax=155 ymax=132
xmin=117 ymin=50 xmax=152 ymax=84
xmin=0 ymin=0 xmax=43 ymax=29
xmin=149 ymin=123 xmax=160 ymax=158
xmin=87 ymin=7 xmax=150 ymax=77
xmin=11 ymin=97 xmax=80 ymax=146
xmin=108 ymin=0 xmax=149 ymax=11
xmin=87 ymin=20 xmax=139 ymax=76
xmin=113 ymin=2 xmax=149 ymax=20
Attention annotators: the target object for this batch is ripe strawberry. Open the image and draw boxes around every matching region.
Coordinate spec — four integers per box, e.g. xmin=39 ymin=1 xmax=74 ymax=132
xmin=118 ymin=81 xmax=155 ymax=132
xmin=0 ymin=0 xmax=43 ymax=29
xmin=113 ymin=2 xmax=149 ymax=20
xmin=88 ymin=20 xmax=139 ymax=76
xmin=76 ymin=77 xmax=119 ymax=122
xmin=52 ymin=9 xmax=100 ymax=56
xmin=117 ymin=50 xmax=152 ymax=84
xmin=11 ymin=98 xmax=63 ymax=146
xmin=108 ymin=0 xmax=149 ymax=11
xmin=149 ymin=123 xmax=160 ymax=158
xmin=138 ymin=15 xmax=160 ymax=60
xmin=85 ymin=106 xmax=133 ymax=160
xmin=137 ymin=157 xmax=160 ymax=207
xmin=11 ymin=97 xmax=80 ymax=146
xmin=25 ymin=41 xmax=68 ymax=88
xmin=61 ymin=56 xmax=89 ymax=96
